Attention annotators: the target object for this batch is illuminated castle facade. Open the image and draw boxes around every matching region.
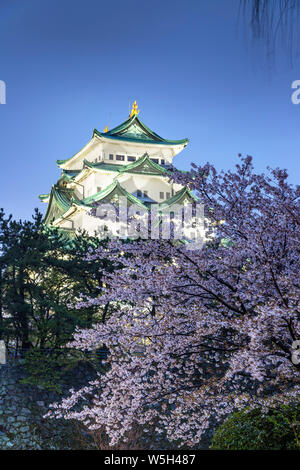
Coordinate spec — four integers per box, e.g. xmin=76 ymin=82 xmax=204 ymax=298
xmin=39 ymin=102 xmax=196 ymax=236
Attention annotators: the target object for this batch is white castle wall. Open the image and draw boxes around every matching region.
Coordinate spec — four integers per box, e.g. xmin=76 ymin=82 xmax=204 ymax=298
xmin=64 ymin=136 xmax=180 ymax=171
xmin=46 ymin=126 xmax=188 ymax=235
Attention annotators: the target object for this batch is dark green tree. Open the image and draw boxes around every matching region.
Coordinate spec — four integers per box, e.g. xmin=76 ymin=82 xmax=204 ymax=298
xmin=0 ymin=208 xmax=115 ymax=352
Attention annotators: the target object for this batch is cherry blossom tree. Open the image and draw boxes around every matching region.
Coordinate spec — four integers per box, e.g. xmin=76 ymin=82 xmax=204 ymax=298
xmin=46 ymin=156 xmax=300 ymax=448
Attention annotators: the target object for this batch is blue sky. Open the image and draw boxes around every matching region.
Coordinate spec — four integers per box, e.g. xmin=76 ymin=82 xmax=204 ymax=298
xmin=0 ymin=0 xmax=299 ymax=220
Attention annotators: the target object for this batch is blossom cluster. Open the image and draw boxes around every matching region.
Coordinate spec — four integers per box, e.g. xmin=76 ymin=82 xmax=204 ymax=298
xmin=46 ymin=156 xmax=300 ymax=447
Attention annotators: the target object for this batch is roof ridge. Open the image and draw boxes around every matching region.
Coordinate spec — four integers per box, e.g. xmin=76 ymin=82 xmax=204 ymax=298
xmin=119 ymin=153 xmax=168 ymax=174
xmin=82 ymin=180 xmax=147 ymax=209
xmin=93 ymin=115 xmax=188 ymax=146
xmin=159 ymin=186 xmax=198 ymax=210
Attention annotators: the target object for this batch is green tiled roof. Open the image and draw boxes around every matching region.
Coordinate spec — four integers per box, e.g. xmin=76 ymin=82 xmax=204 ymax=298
xmin=119 ymin=153 xmax=167 ymax=175
xmin=56 ymin=115 xmax=188 ymax=168
xmin=39 ymin=194 xmax=50 ymax=202
xmin=61 ymin=169 xmax=81 ymax=181
xmin=43 ymin=179 xmax=149 ymax=226
xmin=83 ymin=154 xmax=169 ymax=177
xmin=52 ymin=186 xmax=74 ymax=212
xmin=93 ymin=115 xmax=188 ymax=146
xmin=159 ymin=187 xmax=197 ymax=210
xmin=42 ymin=147 xmax=193 ymax=228
xmin=43 ymin=186 xmax=73 ymax=225
xmin=83 ymin=161 xmax=123 ymax=172
xmin=82 ymin=180 xmax=147 ymax=209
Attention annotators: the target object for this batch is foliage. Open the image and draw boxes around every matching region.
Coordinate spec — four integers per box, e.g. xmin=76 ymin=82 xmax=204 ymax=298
xmin=211 ymin=403 xmax=300 ymax=450
xmin=20 ymin=348 xmax=85 ymax=392
xmin=0 ymin=208 xmax=120 ymax=390
xmin=0 ymin=209 xmax=116 ymax=350
xmin=46 ymin=155 xmax=300 ymax=448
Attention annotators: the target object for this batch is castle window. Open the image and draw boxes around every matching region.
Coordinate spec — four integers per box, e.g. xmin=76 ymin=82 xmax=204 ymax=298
xmin=127 ymin=156 xmax=136 ymax=162
xmin=109 ymin=154 xmax=114 ymax=160
xmin=160 ymin=192 xmax=164 ymax=199
xmin=137 ymin=190 xmax=142 ymax=197
xmin=143 ymin=191 xmax=148 ymax=198
xmin=151 ymin=158 xmax=159 ymax=164
xmin=97 ymin=187 xmax=102 ymax=193
xmin=166 ymin=192 xmax=170 ymax=199
xmin=161 ymin=159 xmax=165 ymax=165
xmin=116 ymin=155 xmax=125 ymax=161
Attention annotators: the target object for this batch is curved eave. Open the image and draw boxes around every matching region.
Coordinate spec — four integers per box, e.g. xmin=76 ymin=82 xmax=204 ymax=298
xmin=159 ymin=187 xmax=198 ymax=211
xmin=53 ymin=187 xmax=74 ymax=212
xmin=70 ymin=164 xmax=118 ymax=186
xmin=102 ymin=115 xmax=188 ymax=144
xmin=82 ymin=180 xmax=148 ymax=210
xmin=56 ymin=136 xmax=98 ymax=169
xmin=104 ymin=115 xmax=140 ymax=135
xmin=83 ymin=160 xmax=121 ymax=173
xmin=39 ymin=194 xmax=50 ymax=203
xmin=104 ymin=115 xmax=164 ymax=139
xmin=118 ymin=153 xmax=168 ymax=175
xmin=83 ymin=154 xmax=169 ymax=178
xmin=56 ymin=115 xmax=188 ymax=170
xmin=93 ymin=128 xmax=188 ymax=147
xmin=43 ymin=186 xmax=76 ymax=225
xmin=60 ymin=170 xmax=81 ymax=182
xmin=43 ymin=188 xmax=57 ymax=225
xmin=50 ymin=200 xmax=91 ymax=227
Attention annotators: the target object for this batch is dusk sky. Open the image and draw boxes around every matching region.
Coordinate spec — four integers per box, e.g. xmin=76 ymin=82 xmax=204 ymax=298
xmin=0 ymin=0 xmax=299 ymax=220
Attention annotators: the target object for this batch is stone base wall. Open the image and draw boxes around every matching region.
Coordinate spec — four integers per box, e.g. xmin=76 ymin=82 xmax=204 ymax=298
xmin=0 ymin=359 xmax=96 ymax=450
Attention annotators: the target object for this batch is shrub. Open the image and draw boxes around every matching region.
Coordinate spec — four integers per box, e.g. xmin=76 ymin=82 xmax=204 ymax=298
xmin=211 ymin=404 xmax=300 ymax=450
xmin=20 ymin=349 xmax=84 ymax=392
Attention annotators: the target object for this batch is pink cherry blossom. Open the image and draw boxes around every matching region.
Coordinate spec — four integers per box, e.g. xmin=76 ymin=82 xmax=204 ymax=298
xmin=46 ymin=155 xmax=300 ymax=448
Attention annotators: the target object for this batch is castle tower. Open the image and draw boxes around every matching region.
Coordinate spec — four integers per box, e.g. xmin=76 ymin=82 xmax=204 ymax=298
xmin=39 ymin=103 xmax=196 ymax=236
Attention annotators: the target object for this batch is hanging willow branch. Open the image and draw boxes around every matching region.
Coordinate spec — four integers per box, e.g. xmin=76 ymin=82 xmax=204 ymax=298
xmin=241 ymin=0 xmax=300 ymax=63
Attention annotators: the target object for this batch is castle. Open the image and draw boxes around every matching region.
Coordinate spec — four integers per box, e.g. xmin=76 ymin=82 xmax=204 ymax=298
xmin=39 ymin=102 xmax=197 ymax=237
